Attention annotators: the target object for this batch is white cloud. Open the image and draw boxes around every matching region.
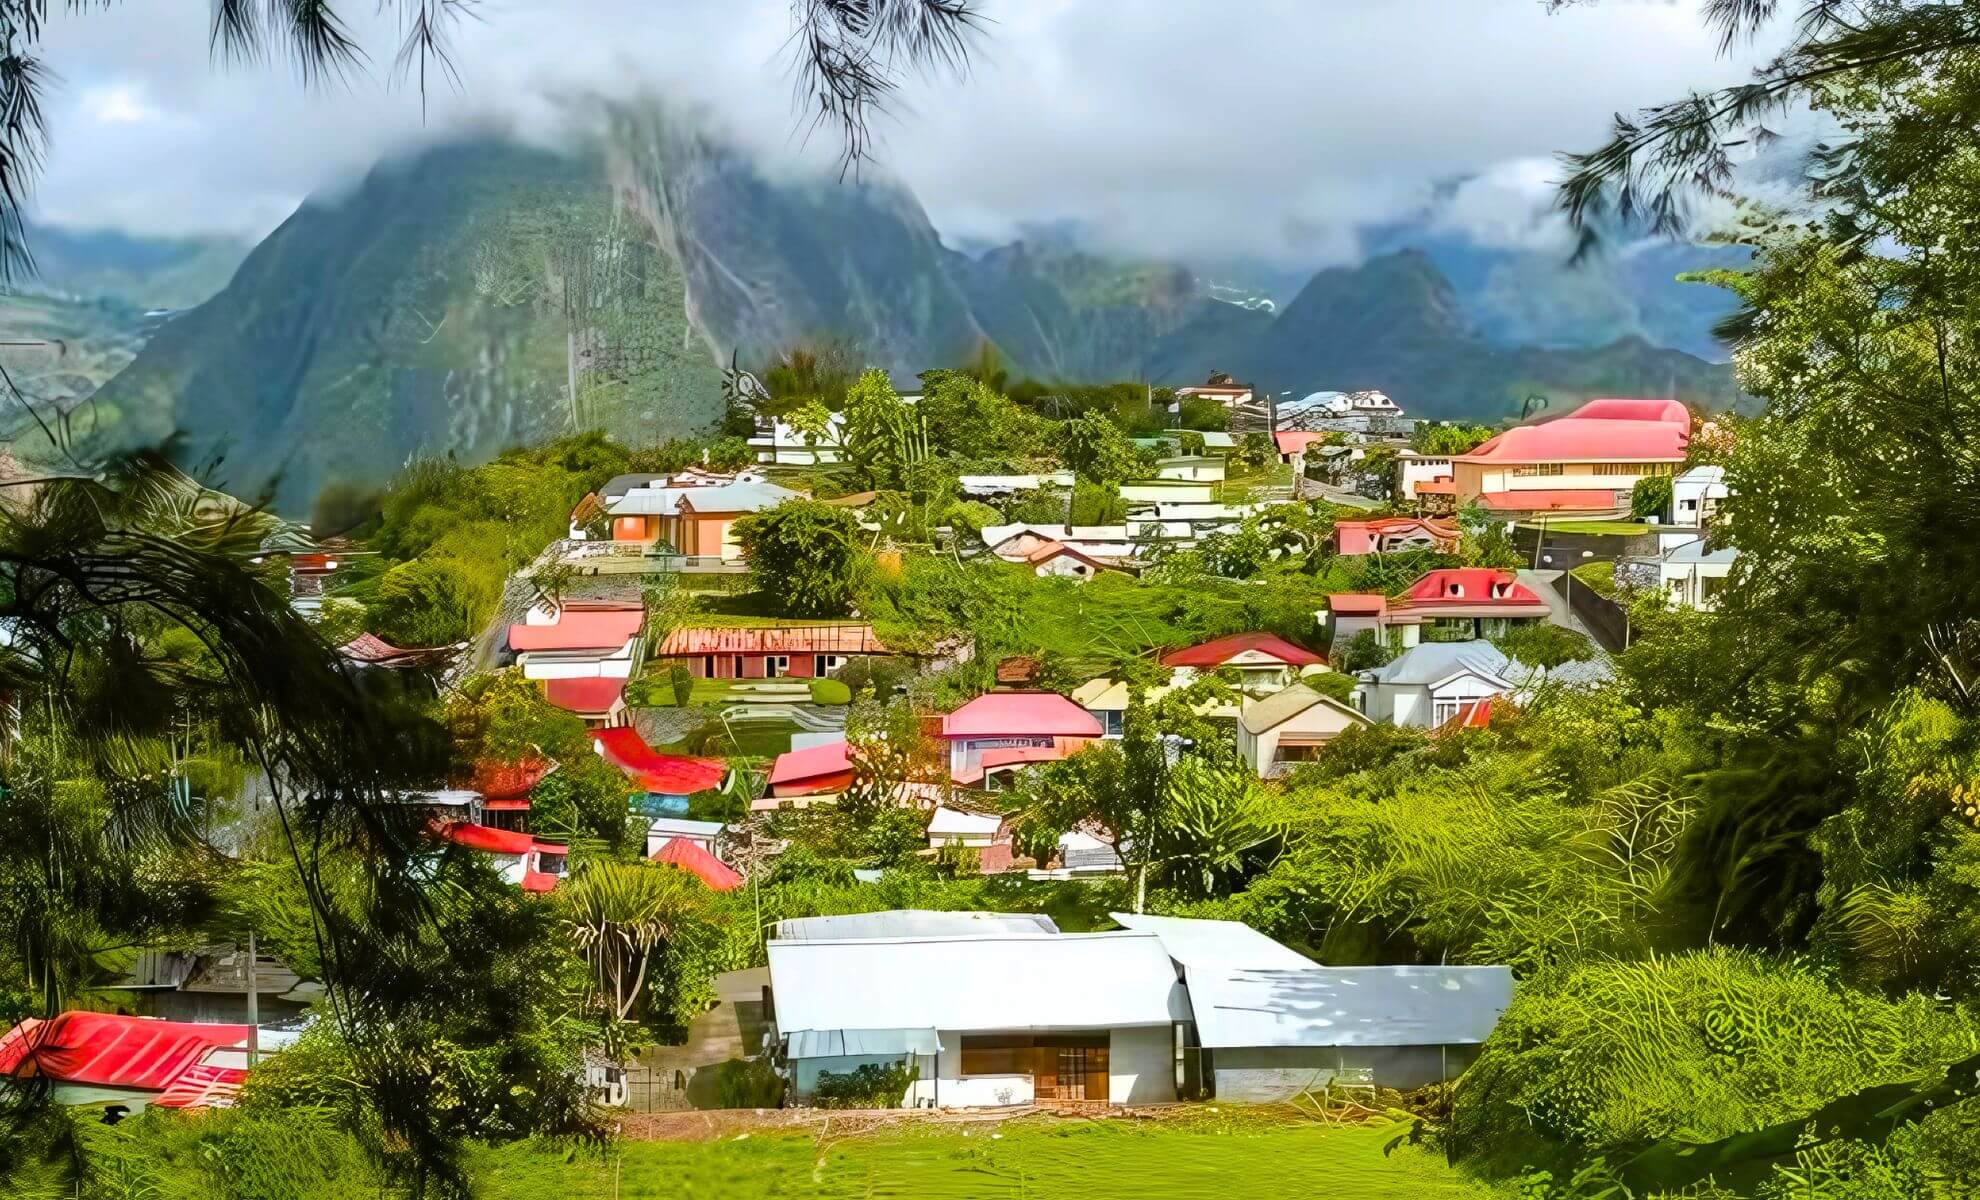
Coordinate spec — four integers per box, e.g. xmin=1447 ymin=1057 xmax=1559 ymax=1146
xmin=28 ymin=0 xmax=1793 ymax=260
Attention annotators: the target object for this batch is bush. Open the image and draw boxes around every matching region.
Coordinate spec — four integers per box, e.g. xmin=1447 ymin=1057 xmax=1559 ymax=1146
xmin=1630 ymin=473 xmax=1674 ymax=521
xmin=713 ymin=1057 xmax=787 ymax=1109
xmin=812 ymin=1059 xmax=918 ymax=1108
xmin=706 ymin=435 xmax=754 ymax=472
xmin=368 ymin=558 xmax=486 ymax=646
xmin=1333 ymin=629 xmax=1395 ymax=672
xmin=808 ymin=677 xmax=852 ymax=705
xmin=1068 ymin=480 xmax=1126 ymax=526
xmin=670 ymin=663 xmax=694 ymax=707
xmin=1492 ymin=622 xmax=1595 ymax=669
xmin=732 ymin=500 xmax=865 ymax=618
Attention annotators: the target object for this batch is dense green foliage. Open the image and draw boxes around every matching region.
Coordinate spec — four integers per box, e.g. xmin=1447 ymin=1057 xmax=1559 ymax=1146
xmin=731 ymin=500 xmax=865 ymax=618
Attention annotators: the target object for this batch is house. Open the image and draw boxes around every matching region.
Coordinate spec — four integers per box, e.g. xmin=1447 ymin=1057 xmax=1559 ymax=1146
xmin=1235 ymin=684 xmax=1371 ymax=777
xmin=749 ymin=413 xmax=844 ymax=465
xmin=593 ymin=726 xmax=727 ymax=812
xmin=1272 ymin=431 xmax=1333 ymax=466
xmin=765 ymin=738 xmax=856 ymax=804
xmin=1112 ymin=913 xmax=1511 ymax=1100
xmin=1323 ymin=569 xmax=1552 ymax=648
xmin=1118 ymin=479 xmax=1217 ymax=506
xmin=982 ymin=523 xmax=1142 ymax=564
xmin=118 ymin=942 xmax=312 ymax=1027
xmin=1155 ymin=455 xmax=1226 ymax=483
xmin=0 ymin=1011 xmax=301 ymax=1113
xmin=1176 ymin=371 xmax=1254 ymax=410
xmin=1134 ymin=431 xmax=1238 ymax=456
xmin=1025 ymin=541 xmax=1130 ymax=581
xmin=542 ymin=676 xmax=629 ymax=727
xmin=939 ymin=692 xmax=1102 ymax=783
xmin=1032 ymin=828 xmax=1127 ymax=878
xmin=958 ymin=471 xmax=1075 ymax=497
xmin=441 ymin=822 xmax=568 ymax=892
xmin=1449 ymin=397 xmax=1689 ymax=510
xmin=1656 ymin=540 xmax=1738 ymax=610
xmin=606 ymin=477 xmax=802 ymax=558
xmin=507 ymin=601 xmax=644 ymax=680
xmin=337 ymin=632 xmax=460 ymax=672
xmin=1671 ymin=464 xmax=1730 ymax=528
xmin=1162 ymin=631 xmax=1326 ymax=694
xmin=1333 ymin=516 xmax=1459 ymax=556
xmin=927 ymin=805 xmax=1005 ymax=848
xmin=643 ymin=816 xmax=728 ymax=859
xmin=653 ymin=623 xmax=890 ymax=680
xmin=1299 ymin=389 xmax=1404 ymax=419
xmin=1397 ymin=450 xmax=1457 ymax=501
xmin=651 ymin=836 xmax=744 ymax=891
xmin=767 ymin=920 xmax=1191 ymax=1106
xmin=469 ymin=758 xmax=556 ymax=831
xmin=1352 ymin=640 xmax=1523 ymax=729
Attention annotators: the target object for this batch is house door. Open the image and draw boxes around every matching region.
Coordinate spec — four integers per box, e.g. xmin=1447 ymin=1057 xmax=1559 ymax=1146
xmin=1033 ymin=1036 xmax=1109 ymax=1102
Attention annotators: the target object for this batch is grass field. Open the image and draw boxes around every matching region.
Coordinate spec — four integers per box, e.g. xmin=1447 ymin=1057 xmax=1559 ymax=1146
xmin=1520 ymin=520 xmax=1649 ymax=536
xmin=470 ymin=1117 xmax=1502 ymax=1200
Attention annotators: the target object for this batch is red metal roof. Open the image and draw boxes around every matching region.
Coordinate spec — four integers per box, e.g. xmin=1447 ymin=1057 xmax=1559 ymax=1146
xmin=1399 ymin=569 xmax=1544 ymax=608
xmin=1272 ymin=431 xmax=1334 ymax=456
xmin=1459 ymin=418 xmax=1687 ymax=464
xmin=507 ymin=606 xmax=643 ymax=653
xmin=1477 ymin=490 xmax=1620 ymax=513
xmin=651 ymin=838 xmax=743 ymax=891
xmin=442 ymin=822 xmax=539 ymax=855
xmin=940 ymin=692 xmax=1103 ymax=739
xmin=656 ymin=624 xmax=888 ymax=656
xmin=0 ymin=1012 xmax=250 ymax=1091
xmin=592 ymin=726 xmax=727 ymax=795
xmin=152 ymin=1061 xmax=249 ymax=1109
xmin=543 ymin=676 xmax=626 ymax=715
xmin=1162 ymin=631 xmax=1324 ymax=668
xmin=1557 ymin=397 xmax=1690 ymax=424
xmin=339 ymin=632 xmax=448 ymax=664
xmin=768 ymin=739 xmax=853 ymax=786
xmin=1335 ymin=517 xmax=1459 ymax=555
xmin=471 ymin=758 xmax=555 ymax=802
xmin=1414 ymin=479 xmax=1456 ymax=494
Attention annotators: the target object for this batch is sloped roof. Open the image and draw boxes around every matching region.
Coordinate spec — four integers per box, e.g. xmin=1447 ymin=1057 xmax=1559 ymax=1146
xmin=339 ymin=632 xmax=456 ymax=665
xmin=593 ymin=727 xmax=727 ymax=795
xmin=1557 ymin=397 xmax=1690 ymax=424
xmin=1163 ymin=631 xmax=1323 ymax=669
xmin=674 ymin=479 xmax=803 ymax=514
xmin=507 ymin=606 xmax=643 ymax=652
xmin=651 ymin=838 xmax=743 ymax=890
xmin=1361 ymin=640 xmax=1517 ymax=687
xmin=656 ymin=624 xmax=888 ymax=656
xmin=774 ymin=911 xmax=1060 ymax=941
xmin=442 ymin=822 xmax=540 ymax=855
xmin=471 ymin=758 xmax=555 ymax=802
xmin=767 ymin=931 xmax=1190 ymax=1036
xmin=1238 ymin=683 xmax=1370 ymax=735
xmin=928 ymin=806 xmax=1005 ymax=837
xmin=1109 ymin=912 xmax=1317 ymax=971
xmin=543 ymin=676 xmax=626 ymax=716
xmin=768 ymin=739 xmax=853 ymax=787
xmin=1186 ymin=965 xmax=1514 ymax=1049
xmin=0 ymin=1012 xmax=250 ymax=1090
xmin=1400 ymin=569 xmax=1543 ymax=608
xmin=940 ymin=692 xmax=1102 ymax=739
xmin=1459 ymin=418 xmax=1688 ymax=464
xmin=1327 ymin=593 xmax=1388 ymax=616
xmin=1272 ymin=431 xmax=1334 ymax=456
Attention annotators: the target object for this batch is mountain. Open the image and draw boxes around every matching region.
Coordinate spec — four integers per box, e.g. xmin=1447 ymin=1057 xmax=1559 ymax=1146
xmin=74 ymin=111 xmax=1742 ymax=513
xmin=1238 ymin=249 xmax=1744 ymax=419
xmin=17 ymin=223 xmax=249 ymax=312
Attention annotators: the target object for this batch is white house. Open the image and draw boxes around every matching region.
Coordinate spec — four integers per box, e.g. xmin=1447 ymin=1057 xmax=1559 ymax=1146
xmin=1118 ymin=479 xmax=1217 ymax=506
xmin=769 ymin=921 xmax=1189 ymax=1106
xmin=1304 ymin=389 xmax=1404 ymax=418
xmin=1397 ymin=450 xmax=1456 ymax=500
xmin=1236 ymin=684 xmax=1371 ymax=777
xmin=1352 ymin=640 xmax=1523 ymax=729
xmin=1670 ymin=464 xmax=1730 ymax=528
xmin=926 ymin=805 xmax=1004 ymax=849
xmin=506 ymin=602 xmax=645 ymax=681
xmin=1154 ymin=456 xmax=1226 ymax=483
xmin=1658 ymin=540 xmax=1737 ymax=610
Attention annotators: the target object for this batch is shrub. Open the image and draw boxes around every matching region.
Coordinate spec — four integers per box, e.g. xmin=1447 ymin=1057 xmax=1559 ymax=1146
xmin=808 ymin=677 xmax=853 ymax=705
xmin=732 ymin=500 xmax=864 ymax=618
xmin=1493 ymin=622 xmax=1595 ymax=669
xmin=1631 ymin=474 xmax=1673 ymax=521
xmin=670 ymin=663 xmax=695 ymax=707
xmin=706 ymin=435 xmax=754 ymax=472
xmin=713 ymin=1057 xmax=787 ymax=1109
xmin=1333 ymin=629 xmax=1395 ymax=672
xmin=812 ymin=1059 xmax=917 ymax=1108
xmin=1068 ymin=480 xmax=1127 ymax=526
xmin=368 ymin=558 xmax=485 ymax=646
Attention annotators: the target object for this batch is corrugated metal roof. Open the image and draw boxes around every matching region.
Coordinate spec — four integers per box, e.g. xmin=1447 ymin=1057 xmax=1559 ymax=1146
xmin=787 ymin=1027 xmax=940 ymax=1059
xmin=767 ymin=931 xmax=1188 ymax=1034
xmin=1186 ymin=965 xmax=1513 ymax=1049
xmin=774 ymin=911 xmax=1060 ymax=941
xmin=656 ymin=624 xmax=887 ymax=656
xmin=1109 ymin=913 xmax=1317 ymax=971
xmin=1361 ymin=640 xmax=1516 ymax=688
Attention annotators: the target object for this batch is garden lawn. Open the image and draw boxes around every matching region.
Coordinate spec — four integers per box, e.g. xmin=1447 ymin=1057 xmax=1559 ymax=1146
xmin=471 ymin=1117 xmax=1500 ymax=1200
xmin=1520 ymin=520 xmax=1649 ymax=536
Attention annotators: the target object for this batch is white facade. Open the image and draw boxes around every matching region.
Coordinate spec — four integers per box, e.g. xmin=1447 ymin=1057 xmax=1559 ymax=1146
xmin=1353 ymin=642 xmax=1519 ymax=729
xmin=749 ymin=414 xmax=844 ymax=465
xmin=515 ymin=640 xmax=639 ymax=681
xmin=1397 ymin=452 xmax=1453 ymax=500
xmin=1671 ymin=465 xmax=1730 ymax=527
xmin=1154 ymin=456 xmax=1226 ymax=483
xmin=1659 ymin=541 xmax=1737 ymax=610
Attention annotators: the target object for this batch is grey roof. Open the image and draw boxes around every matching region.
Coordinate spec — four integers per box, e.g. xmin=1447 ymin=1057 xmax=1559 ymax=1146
xmin=767 ymin=930 xmax=1189 ymax=1034
xmin=1664 ymin=540 xmax=1738 ymax=566
xmin=774 ymin=910 xmax=1059 ymax=941
xmin=599 ymin=473 xmax=666 ymax=501
xmin=1186 ymin=965 xmax=1514 ymax=1049
xmin=1110 ymin=913 xmax=1316 ymax=971
xmin=1540 ymin=657 xmax=1616 ymax=688
xmin=1361 ymin=640 xmax=1518 ymax=688
xmin=678 ymin=479 xmax=803 ymax=513
xmin=1238 ymin=683 xmax=1370 ymax=735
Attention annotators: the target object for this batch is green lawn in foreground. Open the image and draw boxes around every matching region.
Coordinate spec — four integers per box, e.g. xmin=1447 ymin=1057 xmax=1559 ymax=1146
xmin=1521 ymin=520 xmax=1650 ymax=536
xmin=471 ymin=1117 xmax=1500 ymax=1200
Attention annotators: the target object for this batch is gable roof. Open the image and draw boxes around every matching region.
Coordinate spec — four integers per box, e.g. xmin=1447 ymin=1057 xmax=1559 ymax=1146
xmin=1556 ymin=397 xmax=1690 ymax=424
xmin=658 ymin=624 xmax=888 ymax=656
xmin=1187 ymin=965 xmax=1514 ymax=1049
xmin=1361 ymin=640 xmax=1517 ymax=688
xmin=1400 ymin=569 xmax=1543 ymax=607
xmin=766 ymin=931 xmax=1190 ymax=1036
xmin=1162 ymin=631 xmax=1323 ymax=669
xmin=543 ymin=676 xmax=626 ymax=716
xmin=1238 ymin=683 xmax=1371 ymax=735
xmin=1326 ymin=593 xmax=1388 ymax=616
xmin=769 ymin=738 xmax=853 ymax=787
xmin=1272 ymin=431 xmax=1334 ymax=456
xmin=0 ymin=1012 xmax=252 ymax=1091
xmin=651 ymin=838 xmax=743 ymax=891
xmin=940 ymin=692 xmax=1102 ymax=739
xmin=592 ymin=727 xmax=727 ymax=795
xmin=471 ymin=758 xmax=556 ymax=803
xmin=442 ymin=822 xmax=542 ymax=855
xmin=673 ymin=479 xmax=803 ymax=515
xmin=507 ymin=605 xmax=643 ymax=653
xmin=1458 ymin=418 xmax=1688 ymax=464
xmin=1109 ymin=912 xmax=1317 ymax=972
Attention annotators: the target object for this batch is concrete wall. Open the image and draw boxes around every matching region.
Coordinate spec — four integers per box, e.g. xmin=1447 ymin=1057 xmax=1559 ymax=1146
xmin=1109 ymin=1024 xmax=1178 ymax=1105
xmin=1210 ymin=1044 xmax=1477 ymax=1102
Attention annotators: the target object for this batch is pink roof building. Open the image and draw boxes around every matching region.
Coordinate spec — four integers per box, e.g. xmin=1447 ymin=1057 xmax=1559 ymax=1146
xmin=651 ymin=837 xmax=744 ymax=891
xmin=939 ymin=692 xmax=1101 ymax=785
xmin=506 ymin=603 xmax=644 ymax=653
xmin=767 ymin=739 xmax=857 ymax=799
xmin=1448 ymin=397 xmax=1690 ymax=510
xmin=1334 ymin=517 xmax=1459 ymax=556
xmin=543 ymin=676 xmax=628 ymax=724
xmin=1324 ymin=569 xmax=1552 ymax=651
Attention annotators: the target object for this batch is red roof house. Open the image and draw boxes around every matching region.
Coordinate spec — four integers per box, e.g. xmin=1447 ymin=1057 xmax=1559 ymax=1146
xmin=470 ymin=758 xmax=556 ymax=813
xmin=651 ymin=837 xmax=744 ymax=891
xmin=1553 ymin=397 xmax=1690 ymax=423
xmin=939 ymin=692 xmax=1101 ymax=784
xmin=767 ymin=739 xmax=856 ymax=799
xmin=1272 ymin=431 xmax=1334 ymax=460
xmin=1324 ymin=568 xmax=1552 ymax=649
xmin=1334 ymin=516 xmax=1459 ymax=556
xmin=653 ymin=623 xmax=889 ymax=680
xmin=440 ymin=823 xmax=568 ymax=892
xmin=543 ymin=676 xmax=628 ymax=724
xmin=1448 ymin=397 xmax=1689 ymax=510
xmin=0 ymin=1012 xmax=253 ymax=1102
xmin=592 ymin=726 xmax=727 ymax=796
xmin=506 ymin=603 xmax=645 ymax=653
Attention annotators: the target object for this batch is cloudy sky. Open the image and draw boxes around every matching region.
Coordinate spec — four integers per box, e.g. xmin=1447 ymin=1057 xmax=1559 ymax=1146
xmin=30 ymin=0 xmax=1784 ymax=267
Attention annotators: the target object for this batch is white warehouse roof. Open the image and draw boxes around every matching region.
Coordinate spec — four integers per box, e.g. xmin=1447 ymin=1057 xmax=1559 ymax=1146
xmin=1186 ymin=964 xmax=1513 ymax=1050
xmin=774 ymin=911 xmax=1059 ymax=941
xmin=768 ymin=932 xmax=1189 ymax=1039
xmin=1110 ymin=912 xmax=1318 ymax=972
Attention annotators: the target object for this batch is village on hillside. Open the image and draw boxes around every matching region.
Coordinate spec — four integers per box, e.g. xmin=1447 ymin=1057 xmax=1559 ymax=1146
xmin=1 ymin=363 xmax=1741 ymax=1118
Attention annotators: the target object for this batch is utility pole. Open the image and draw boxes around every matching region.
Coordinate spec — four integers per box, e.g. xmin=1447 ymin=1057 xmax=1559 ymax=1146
xmin=245 ymin=930 xmax=259 ymax=1066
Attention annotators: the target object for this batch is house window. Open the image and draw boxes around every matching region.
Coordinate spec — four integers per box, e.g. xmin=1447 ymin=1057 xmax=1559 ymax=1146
xmin=1096 ymin=709 xmax=1124 ymax=738
xmin=732 ymin=655 xmax=745 ymax=678
xmin=960 ymin=1034 xmax=1034 ymax=1075
xmin=766 ymin=655 xmax=790 ymax=678
xmin=1433 ymin=699 xmax=1464 ymax=726
xmin=1593 ymin=463 xmax=1641 ymax=476
xmin=1513 ymin=463 xmax=1565 ymax=477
